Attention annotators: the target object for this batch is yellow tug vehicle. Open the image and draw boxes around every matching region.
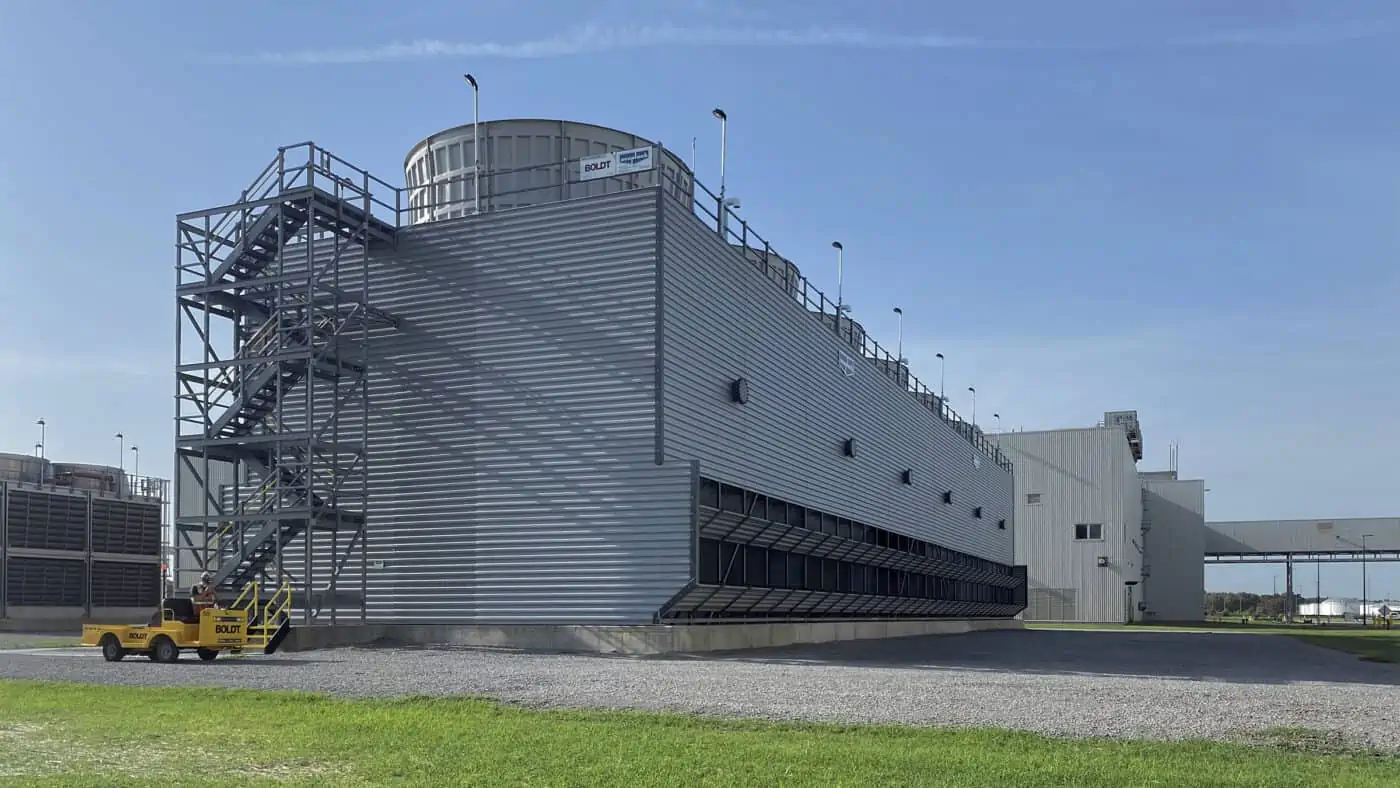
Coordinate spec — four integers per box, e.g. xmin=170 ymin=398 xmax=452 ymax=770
xmin=81 ymin=579 xmax=293 ymax=663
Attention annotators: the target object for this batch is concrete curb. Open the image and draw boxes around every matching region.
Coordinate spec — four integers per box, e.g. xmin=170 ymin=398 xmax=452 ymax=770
xmin=284 ymin=617 xmax=1023 ymax=655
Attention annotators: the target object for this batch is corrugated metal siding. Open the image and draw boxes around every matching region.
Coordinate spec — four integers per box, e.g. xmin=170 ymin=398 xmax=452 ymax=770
xmin=997 ymin=428 xmax=1141 ymax=622
xmin=1141 ymin=478 xmax=1205 ymax=621
xmin=262 ymin=189 xmax=695 ymax=624
xmin=658 ymin=198 xmax=1013 ymax=564
xmin=1205 ymin=517 xmax=1400 ymax=554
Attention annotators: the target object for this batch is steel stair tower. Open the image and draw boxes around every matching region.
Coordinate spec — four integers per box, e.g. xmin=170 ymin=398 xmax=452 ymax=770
xmin=173 ymin=143 xmax=401 ymax=625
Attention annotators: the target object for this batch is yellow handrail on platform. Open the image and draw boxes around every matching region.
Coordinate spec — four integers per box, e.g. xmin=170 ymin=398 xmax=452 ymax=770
xmin=223 ymin=578 xmax=295 ymax=648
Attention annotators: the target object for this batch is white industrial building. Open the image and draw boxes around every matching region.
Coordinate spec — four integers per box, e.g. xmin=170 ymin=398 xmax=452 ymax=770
xmin=993 ymin=411 xmax=1207 ymax=624
xmin=1297 ymin=599 xmax=1398 ymax=619
xmin=1297 ymin=599 xmax=1360 ymax=618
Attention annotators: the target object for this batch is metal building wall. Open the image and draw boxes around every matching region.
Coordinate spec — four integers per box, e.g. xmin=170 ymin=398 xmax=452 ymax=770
xmin=995 ymin=428 xmax=1142 ymax=623
xmin=1140 ymin=478 xmax=1205 ymax=621
xmin=657 ymin=197 xmax=1014 ymax=564
xmin=271 ymin=188 xmax=695 ymax=624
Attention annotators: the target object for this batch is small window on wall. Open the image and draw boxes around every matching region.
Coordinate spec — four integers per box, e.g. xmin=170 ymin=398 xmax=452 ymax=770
xmin=1026 ymin=493 xmax=1042 ymax=505
xmin=1074 ymin=523 xmax=1104 ymax=541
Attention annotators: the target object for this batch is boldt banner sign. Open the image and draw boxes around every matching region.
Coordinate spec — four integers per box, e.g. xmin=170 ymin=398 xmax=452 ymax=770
xmin=579 ymin=146 xmax=656 ymax=182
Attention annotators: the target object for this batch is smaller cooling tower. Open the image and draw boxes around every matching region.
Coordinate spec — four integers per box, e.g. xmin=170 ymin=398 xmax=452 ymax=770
xmin=815 ymin=312 xmax=867 ymax=351
xmin=51 ymin=462 xmax=127 ymax=495
xmin=0 ymin=452 xmax=48 ymax=484
xmin=729 ymin=244 xmax=802 ymax=299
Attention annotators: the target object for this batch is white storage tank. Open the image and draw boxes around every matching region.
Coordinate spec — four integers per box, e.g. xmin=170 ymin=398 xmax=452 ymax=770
xmin=404 ymin=118 xmax=694 ymax=224
xmin=0 ymin=452 xmax=48 ymax=484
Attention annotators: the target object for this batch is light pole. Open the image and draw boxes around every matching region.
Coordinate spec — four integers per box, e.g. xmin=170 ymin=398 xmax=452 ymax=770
xmin=892 ymin=306 xmax=904 ymax=363
xmin=131 ymin=445 xmax=140 ymax=479
xmin=994 ymin=413 xmax=1002 ymax=433
xmin=462 ymin=74 xmax=480 ymax=214
xmin=1337 ymin=533 xmax=1376 ymax=623
xmin=831 ymin=241 xmax=845 ymax=314
xmin=115 ymin=432 xmax=124 ymax=472
xmin=936 ymin=353 xmax=945 ymax=399
xmin=712 ymin=107 xmax=727 ymax=235
xmin=968 ymin=386 xmax=977 ymax=427
xmin=36 ymin=418 xmax=45 ymax=460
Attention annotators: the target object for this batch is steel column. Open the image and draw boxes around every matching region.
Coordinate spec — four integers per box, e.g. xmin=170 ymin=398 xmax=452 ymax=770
xmin=1285 ymin=554 xmax=1294 ymax=623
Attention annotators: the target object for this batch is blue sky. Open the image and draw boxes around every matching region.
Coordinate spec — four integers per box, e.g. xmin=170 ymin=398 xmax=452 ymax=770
xmin=2 ymin=1 xmax=1398 ymax=599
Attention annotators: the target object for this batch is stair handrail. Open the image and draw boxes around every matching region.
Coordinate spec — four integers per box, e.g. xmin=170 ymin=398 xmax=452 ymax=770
xmin=209 ymin=469 xmax=291 ymax=567
xmin=263 ymin=580 xmax=294 ymax=628
xmin=195 ymin=152 xmax=291 ymax=282
xmin=230 ymin=579 xmax=261 ymax=613
xmin=243 ymin=313 xmax=282 ymax=358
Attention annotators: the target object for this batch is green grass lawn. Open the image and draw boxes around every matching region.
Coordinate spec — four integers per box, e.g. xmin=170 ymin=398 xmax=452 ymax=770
xmin=0 ymin=680 xmax=1395 ymax=787
xmin=1025 ymin=621 xmax=1400 ymax=663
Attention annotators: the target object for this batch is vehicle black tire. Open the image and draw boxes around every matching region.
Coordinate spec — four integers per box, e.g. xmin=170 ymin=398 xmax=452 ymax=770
xmin=100 ymin=634 xmax=125 ymax=662
xmin=151 ymin=635 xmax=179 ymax=663
xmin=196 ymin=648 xmax=218 ymax=662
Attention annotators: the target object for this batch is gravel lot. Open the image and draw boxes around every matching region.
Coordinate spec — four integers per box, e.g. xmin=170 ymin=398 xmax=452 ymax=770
xmin=3 ymin=628 xmax=1399 ymax=751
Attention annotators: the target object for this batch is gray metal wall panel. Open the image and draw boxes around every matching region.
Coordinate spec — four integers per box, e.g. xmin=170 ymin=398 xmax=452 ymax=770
xmin=270 ymin=189 xmax=694 ymax=624
xmin=657 ymin=198 xmax=1013 ymax=564
xmin=997 ymin=428 xmax=1141 ymax=623
xmin=1205 ymin=517 xmax=1400 ymax=554
xmin=1141 ymin=478 xmax=1205 ymax=621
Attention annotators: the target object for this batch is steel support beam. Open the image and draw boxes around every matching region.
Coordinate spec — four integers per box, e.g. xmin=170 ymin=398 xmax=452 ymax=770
xmin=1207 ymin=552 xmax=1400 ymax=564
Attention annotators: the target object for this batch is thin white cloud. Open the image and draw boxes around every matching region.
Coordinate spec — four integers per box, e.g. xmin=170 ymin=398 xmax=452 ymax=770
xmin=204 ymin=17 xmax=1400 ymax=66
xmin=204 ymin=24 xmax=993 ymax=65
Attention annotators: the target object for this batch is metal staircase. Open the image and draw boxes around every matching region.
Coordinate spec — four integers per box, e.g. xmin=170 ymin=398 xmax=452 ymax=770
xmin=228 ymin=578 xmax=295 ymax=654
xmin=174 ymin=143 xmax=402 ymax=624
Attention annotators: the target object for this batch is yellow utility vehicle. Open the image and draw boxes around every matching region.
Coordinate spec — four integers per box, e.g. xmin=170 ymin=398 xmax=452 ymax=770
xmin=81 ymin=579 xmax=293 ymax=663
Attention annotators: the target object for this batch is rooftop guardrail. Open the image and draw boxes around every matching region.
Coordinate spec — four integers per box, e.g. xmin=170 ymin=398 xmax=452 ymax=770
xmin=210 ymin=141 xmax=1012 ymax=472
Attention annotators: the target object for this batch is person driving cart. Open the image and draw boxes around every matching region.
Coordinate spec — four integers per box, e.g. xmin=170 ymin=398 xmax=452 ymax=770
xmin=191 ymin=571 xmax=218 ymax=613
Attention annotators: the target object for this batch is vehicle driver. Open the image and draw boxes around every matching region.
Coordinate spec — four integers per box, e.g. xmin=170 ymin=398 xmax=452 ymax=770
xmin=191 ymin=571 xmax=218 ymax=613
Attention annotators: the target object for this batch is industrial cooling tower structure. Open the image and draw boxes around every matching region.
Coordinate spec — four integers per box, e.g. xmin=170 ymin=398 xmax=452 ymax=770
xmin=2 ymin=452 xmax=166 ymax=624
xmin=403 ymin=118 xmax=693 ymax=223
xmin=172 ymin=116 xmax=1024 ymax=653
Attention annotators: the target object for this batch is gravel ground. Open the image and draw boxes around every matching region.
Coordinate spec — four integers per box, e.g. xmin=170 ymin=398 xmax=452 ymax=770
xmin=3 ymin=628 xmax=1399 ymax=751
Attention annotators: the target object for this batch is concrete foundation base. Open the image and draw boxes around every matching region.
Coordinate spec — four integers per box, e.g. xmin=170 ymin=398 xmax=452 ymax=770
xmin=284 ymin=617 xmax=1023 ymax=656
xmin=0 ymin=607 xmax=153 ymax=633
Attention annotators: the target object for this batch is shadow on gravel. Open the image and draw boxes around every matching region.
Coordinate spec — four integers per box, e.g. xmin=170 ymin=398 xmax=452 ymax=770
xmin=6 ymin=654 xmax=327 ymax=668
xmin=653 ymin=629 xmax=1400 ymax=686
xmin=177 ymin=657 xmax=324 ymax=667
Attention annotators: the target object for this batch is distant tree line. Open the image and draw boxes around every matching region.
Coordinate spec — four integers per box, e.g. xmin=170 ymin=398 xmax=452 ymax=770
xmin=1205 ymin=592 xmax=1312 ymax=619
